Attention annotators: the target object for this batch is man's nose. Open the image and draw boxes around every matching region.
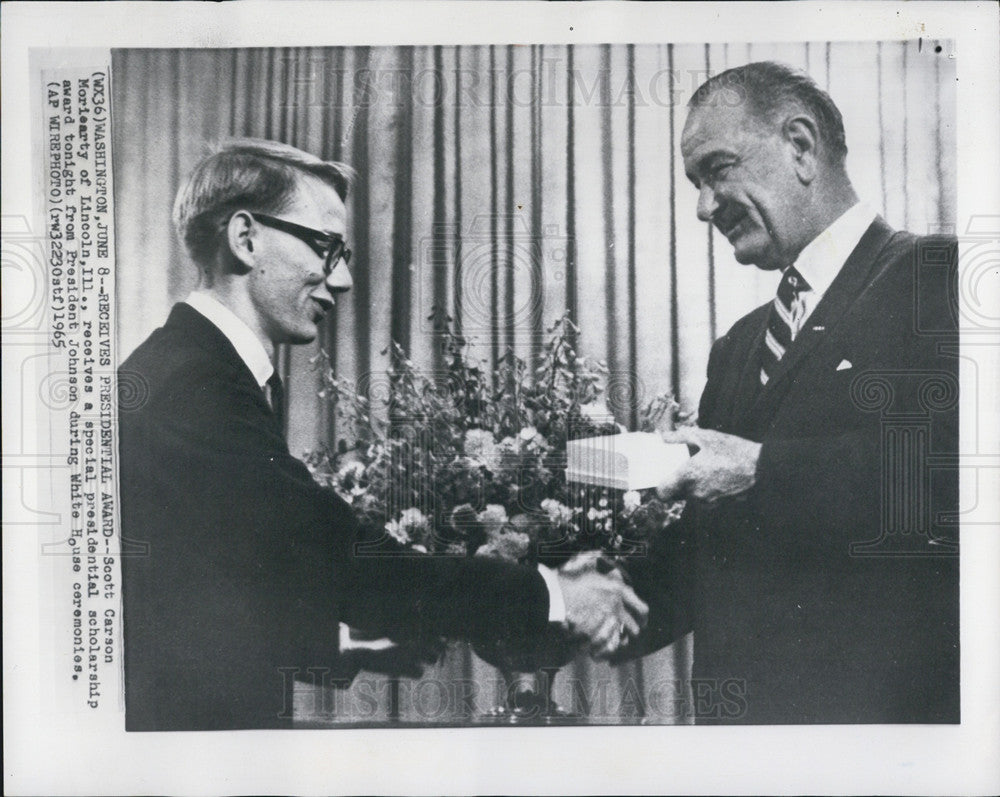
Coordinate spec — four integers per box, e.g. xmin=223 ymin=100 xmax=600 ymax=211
xmin=326 ymin=259 xmax=353 ymax=293
xmin=696 ymin=184 xmax=718 ymax=222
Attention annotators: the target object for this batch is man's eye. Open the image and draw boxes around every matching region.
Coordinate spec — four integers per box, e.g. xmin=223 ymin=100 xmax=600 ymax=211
xmin=711 ymin=163 xmax=733 ymax=180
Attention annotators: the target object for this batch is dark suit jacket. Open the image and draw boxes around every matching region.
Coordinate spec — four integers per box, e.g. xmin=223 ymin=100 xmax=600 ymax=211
xmin=621 ymin=218 xmax=959 ymax=723
xmin=119 ymin=303 xmax=550 ymax=730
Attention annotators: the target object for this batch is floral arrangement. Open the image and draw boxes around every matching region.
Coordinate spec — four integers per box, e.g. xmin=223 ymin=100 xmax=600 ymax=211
xmin=306 ymin=312 xmax=686 ymax=577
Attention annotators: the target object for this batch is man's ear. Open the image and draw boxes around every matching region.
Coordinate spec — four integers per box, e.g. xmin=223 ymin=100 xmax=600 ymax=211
xmin=783 ymin=115 xmax=820 ymax=184
xmin=225 ymin=210 xmax=256 ymax=273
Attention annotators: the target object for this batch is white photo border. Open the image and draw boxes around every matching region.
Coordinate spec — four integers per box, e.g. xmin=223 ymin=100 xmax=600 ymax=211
xmin=3 ymin=2 xmax=998 ymax=795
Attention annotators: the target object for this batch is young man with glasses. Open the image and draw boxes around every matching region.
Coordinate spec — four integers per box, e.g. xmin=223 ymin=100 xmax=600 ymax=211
xmin=118 ymin=139 xmax=647 ymax=730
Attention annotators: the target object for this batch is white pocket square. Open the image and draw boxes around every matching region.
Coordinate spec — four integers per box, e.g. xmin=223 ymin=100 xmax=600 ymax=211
xmin=836 ymin=359 xmax=853 ymax=371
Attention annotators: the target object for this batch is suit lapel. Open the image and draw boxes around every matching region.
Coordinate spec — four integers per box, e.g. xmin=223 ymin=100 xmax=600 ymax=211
xmin=728 ymin=307 xmax=771 ymax=426
xmin=166 ymin=303 xmax=277 ymax=429
xmin=738 ymin=218 xmax=897 ymax=429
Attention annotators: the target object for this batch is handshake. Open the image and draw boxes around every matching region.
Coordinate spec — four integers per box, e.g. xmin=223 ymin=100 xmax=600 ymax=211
xmin=556 ymin=551 xmax=648 ymax=659
xmin=340 ymin=551 xmax=648 ymax=681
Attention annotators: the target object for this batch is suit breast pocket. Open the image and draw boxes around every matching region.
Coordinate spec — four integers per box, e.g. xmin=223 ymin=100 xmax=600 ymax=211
xmin=833 ymin=356 xmax=856 ymax=375
xmin=785 ymin=353 xmax=872 ymax=432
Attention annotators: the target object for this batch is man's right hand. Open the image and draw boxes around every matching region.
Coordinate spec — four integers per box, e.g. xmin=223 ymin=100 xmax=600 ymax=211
xmin=557 ymin=552 xmax=649 ymax=659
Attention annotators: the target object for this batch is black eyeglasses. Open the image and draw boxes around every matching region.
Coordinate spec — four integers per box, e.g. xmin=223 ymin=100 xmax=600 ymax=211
xmin=250 ymin=212 xmax=352 ymax=276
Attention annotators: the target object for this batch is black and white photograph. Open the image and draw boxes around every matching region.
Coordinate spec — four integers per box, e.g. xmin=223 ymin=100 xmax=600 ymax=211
xmin=112 ymin=41 xmax=960 ymax=730
xmin=3 ymin=2 xmax=999 ymax=794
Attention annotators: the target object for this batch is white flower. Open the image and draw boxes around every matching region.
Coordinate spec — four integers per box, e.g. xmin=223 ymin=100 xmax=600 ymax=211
xmin=622 ymin=490 xmax=642 ymax=513
xmin=337 ymin=460 xmax=366 ymax=482
xmin=464 ymin=429 xmax=501 ymax=470
xmin=398 ymin=507 xmax=430 ymax=531
xmin=385 ymin=519 xmax=409 ymax=545
xmin=529 ymin=432 xmax=550 ymax=451
xmin=517 ymin=426 xmax=550 ymax=452
xmin=541 ymin=498 xmax=573 ymax=526
xmin=519 ymin=426 xmax=538 ymax=441
xmin=477 ymin=504 xmax=509 ymax=534
xmin=386 ymin=508 xmax=430 ymax=546
xmin=496 ymin=436 xmax=522 ymax=467
xmin=341 ymin=487 xmax=367 ymax=506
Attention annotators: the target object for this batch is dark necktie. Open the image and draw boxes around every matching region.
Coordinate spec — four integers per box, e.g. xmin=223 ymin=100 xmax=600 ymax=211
xmin=760 ymin=265 xmax=812 ymax=386
xmin=265 ymin=372 xmax=285 ymax=421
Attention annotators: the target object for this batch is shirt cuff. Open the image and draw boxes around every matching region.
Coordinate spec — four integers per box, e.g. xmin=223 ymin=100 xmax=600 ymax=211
xmin=537 ymin=563 xmax=566 ymax=624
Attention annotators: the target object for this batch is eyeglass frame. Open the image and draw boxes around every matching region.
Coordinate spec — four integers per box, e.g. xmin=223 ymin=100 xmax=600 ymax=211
xmin=247 ymin=212 xmax=352 ymax=276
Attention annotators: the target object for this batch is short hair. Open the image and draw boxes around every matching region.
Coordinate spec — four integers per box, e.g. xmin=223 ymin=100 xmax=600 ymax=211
xmin=689 ymin=61 xmax=848 ymax=165
xmin=172 ymin=138 xmax=354 ymax=267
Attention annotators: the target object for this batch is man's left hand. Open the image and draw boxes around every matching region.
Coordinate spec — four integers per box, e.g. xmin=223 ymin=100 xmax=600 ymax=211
xmin=658 ymin=427 xmax=761 ymax=503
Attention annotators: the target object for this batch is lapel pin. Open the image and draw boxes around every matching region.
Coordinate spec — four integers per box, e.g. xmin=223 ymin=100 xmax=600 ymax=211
xmin=812 ymin=325 xmax=825 ymax=331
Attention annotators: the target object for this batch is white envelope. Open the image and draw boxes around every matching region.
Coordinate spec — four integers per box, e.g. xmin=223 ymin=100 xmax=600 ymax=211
xmin=566 ymin=431 xmax=690 ymax=491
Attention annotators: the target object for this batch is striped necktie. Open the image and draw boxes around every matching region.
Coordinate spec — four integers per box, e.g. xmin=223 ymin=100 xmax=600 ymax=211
xmin=265 ymin=372 xmax=285 ymax=421
xmin=760 ymin=265 xmax=812 ymax=385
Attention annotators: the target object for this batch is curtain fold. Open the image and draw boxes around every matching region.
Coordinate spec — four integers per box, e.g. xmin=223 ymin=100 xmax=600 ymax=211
xmin=112 ymin=41 xmax=955 ymax=724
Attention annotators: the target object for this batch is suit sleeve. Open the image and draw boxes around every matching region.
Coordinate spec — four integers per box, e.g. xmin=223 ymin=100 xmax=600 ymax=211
xmin=608 ymin=336 xmax=738 ymax=663
xmin=189 ymin=369 xmax=551 ymax=650
xmin=340 ymin=544 xmax=550 ymax=646
xmin=608 ymin=515 xmax=695 ymax=663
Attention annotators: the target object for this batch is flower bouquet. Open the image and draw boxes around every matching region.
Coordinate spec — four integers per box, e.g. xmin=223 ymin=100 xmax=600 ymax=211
xmin=306 ymin=312 xmax=685 ymax=682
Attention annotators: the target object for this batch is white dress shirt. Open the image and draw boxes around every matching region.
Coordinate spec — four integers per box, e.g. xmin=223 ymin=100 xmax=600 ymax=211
xmin=183 ymin=291 xmax=568 ymax=623
xmin=789 ymin=202 xmax=878 ymax=328
xmin=185 ymin=291 xmax=273 ymax=387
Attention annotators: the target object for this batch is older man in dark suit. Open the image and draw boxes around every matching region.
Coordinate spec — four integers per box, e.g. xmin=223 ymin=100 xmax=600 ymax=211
xmin=619 ymin=61 xmax=959 ymax=724
xmin=119 ymin=139 xmax=647 ymax=731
